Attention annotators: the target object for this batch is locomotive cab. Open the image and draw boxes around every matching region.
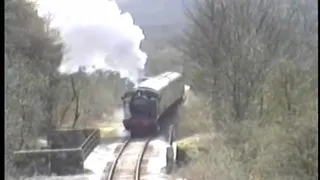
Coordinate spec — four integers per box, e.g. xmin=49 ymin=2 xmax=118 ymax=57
xmin=122 ymin=89 xmax=159 ymax=132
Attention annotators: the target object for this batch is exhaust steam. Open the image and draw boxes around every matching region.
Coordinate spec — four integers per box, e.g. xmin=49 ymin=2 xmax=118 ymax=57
xmin=34 ymin=0 xmax=147 ymax=84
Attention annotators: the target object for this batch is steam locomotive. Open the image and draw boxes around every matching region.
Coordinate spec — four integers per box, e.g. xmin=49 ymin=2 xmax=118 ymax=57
xmin=121 ymin=71 xmax=185 ymax=136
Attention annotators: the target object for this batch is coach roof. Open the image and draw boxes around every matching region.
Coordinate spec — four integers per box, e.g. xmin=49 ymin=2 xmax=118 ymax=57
xmin=137 ymin=72 xmax=182 ymax=92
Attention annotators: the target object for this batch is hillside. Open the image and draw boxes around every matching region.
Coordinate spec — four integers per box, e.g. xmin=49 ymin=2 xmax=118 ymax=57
xmin=116 ymin=0 xmax=192 ymax=38
xmin=5 ymin=0 xmax=318 ymax=179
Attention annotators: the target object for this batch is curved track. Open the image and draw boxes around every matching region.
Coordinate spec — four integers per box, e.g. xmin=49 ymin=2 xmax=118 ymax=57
xmin=106 ymin=137 xmax=152 ymax=180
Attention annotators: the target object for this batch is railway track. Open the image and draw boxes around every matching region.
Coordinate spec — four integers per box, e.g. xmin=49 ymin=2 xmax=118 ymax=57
xmin=105 ymin=137 xmax=152 ymax=180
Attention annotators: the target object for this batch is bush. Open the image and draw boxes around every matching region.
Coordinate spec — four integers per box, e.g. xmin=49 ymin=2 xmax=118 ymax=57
xmin=5 ymin=0 xmax=132 ymax=178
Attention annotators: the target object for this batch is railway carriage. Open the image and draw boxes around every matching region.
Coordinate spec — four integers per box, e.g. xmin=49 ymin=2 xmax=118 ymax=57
xmin=121 ymin=71 xmax=185 ymax=135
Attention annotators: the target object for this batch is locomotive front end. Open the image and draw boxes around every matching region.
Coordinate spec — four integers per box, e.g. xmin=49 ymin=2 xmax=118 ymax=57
xmin=121 ymin=90 xmax=159 ymax=136
xmin=121 ymin=71 xmax=184 ymax=137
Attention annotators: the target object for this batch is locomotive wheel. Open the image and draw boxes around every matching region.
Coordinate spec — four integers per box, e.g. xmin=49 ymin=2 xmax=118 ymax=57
xmin=152 ymin=125 xmax=160 ymax=136
xmin=148 ymin=125 xmax=159 ymax=136
xmin=131 ymin=130 xmax=139 ymax=137
xmin=130 ymin=131 xmax=135 ymax=137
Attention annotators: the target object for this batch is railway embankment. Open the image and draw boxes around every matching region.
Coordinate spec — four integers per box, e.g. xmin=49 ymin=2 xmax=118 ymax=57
xmin=168 ymin=133 xmax=215 ymax=176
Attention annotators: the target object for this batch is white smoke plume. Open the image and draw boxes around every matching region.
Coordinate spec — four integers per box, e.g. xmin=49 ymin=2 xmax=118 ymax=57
xmin=34 ymin=0 xmax=147 ymax=83
xmin=184 ymin=85 xmax=190 ymax=92
xmin=113 ymin=108 xmax=124 ymax=121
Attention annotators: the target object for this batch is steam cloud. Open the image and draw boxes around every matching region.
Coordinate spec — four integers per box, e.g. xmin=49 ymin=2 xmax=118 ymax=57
xmin=113 ymin=108 xmax=124 ymax=121
xmin=34 ymin=0 xmax=147 ymax=83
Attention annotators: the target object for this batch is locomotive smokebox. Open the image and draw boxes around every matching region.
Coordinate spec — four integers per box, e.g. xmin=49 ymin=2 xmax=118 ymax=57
xmin=121 ymin=71 xmax=185 ymax=136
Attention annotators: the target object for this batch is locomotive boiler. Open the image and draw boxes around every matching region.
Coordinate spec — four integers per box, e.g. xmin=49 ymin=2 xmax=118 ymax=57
xmin=121 ymin=71 xmax=185 ymax=135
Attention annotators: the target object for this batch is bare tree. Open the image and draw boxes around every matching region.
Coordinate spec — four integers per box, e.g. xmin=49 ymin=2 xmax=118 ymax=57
xmin=70 ymin=75 xmax=81 ymax=128
xmin=58 ymin=75 xmax=81 ymax=128
xmin=176 ymin=0 xmax=317 ymax=122
xmin=174 ymin=0 xmax=317 ymax=179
